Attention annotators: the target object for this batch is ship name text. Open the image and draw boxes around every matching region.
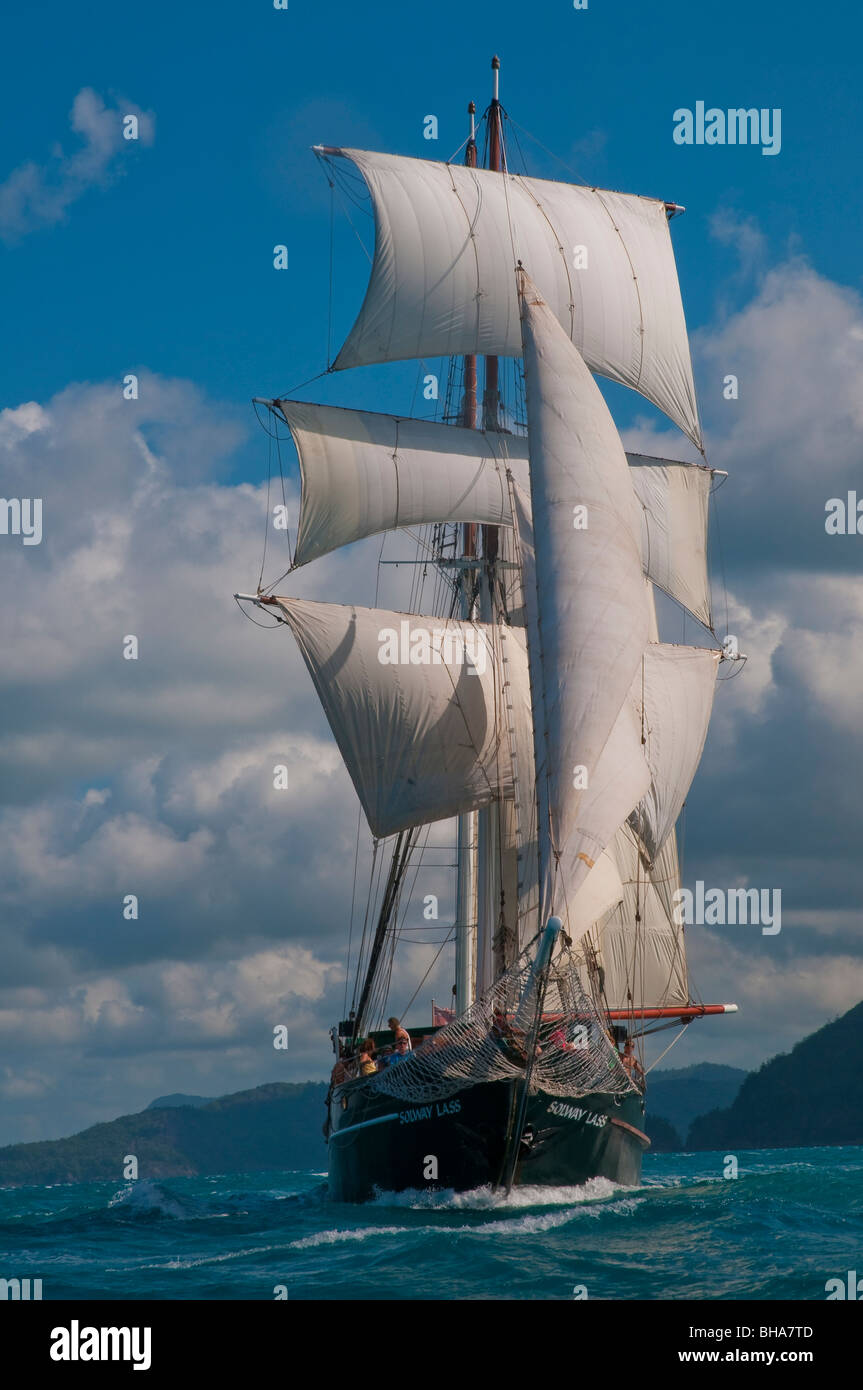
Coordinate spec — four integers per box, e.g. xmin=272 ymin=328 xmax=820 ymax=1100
xmin=547 ymin=1101 xmax=608 ymax=1127
xmin=399 ymin=1099 xmax=461 ymax=1125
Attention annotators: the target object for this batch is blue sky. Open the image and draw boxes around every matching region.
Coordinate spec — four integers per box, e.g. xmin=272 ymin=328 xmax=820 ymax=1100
xmin=4 ymin=0 xmax=862 ymax=423
xmin=3 ymin=0 xmax=863 ymax=1142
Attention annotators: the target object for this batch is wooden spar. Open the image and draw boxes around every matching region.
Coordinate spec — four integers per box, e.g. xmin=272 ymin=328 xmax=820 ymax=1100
xmin=482 ymin=55 xmax=503 ymax=565
xmin=477 ymin=58 xmax=504 ymax=989
xmin=605 ymin=1004 xmax=738 ymax=1020
xmin=461 ymin=101 xmax=478 ymax=544
xmin=490 ymin=1004 xmax=738 ymax=1024
xmin=454 ymin=101 xmax=479 ymax=1016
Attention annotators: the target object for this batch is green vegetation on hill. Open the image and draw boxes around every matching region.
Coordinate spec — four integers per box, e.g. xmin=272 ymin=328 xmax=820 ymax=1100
xmin=0 ymin=1082 xmax=327 ymax=1188
xmin=647 ymin=1062 xmax=746 ymax=1138
xmin=688 ymin=1001 xmax=863 ymax=1150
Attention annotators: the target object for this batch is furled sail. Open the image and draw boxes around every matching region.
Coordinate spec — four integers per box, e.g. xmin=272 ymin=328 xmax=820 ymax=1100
xmin=518 ymin=275 xmax=652 ymax=929
xmin=279 ymin=401 xmax=713 ymax=626
xmin=324 ymin=148 xmax=702 ymax=447
xmin=272 ymin=597 xmax=530 ymax=838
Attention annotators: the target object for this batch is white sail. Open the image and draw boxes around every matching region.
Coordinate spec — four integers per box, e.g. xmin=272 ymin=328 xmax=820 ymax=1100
xmin=283 ymin=401 xmax=521 ymax=567
xmin=567 ymin=638 xmax=718 ymax=940
xmin=326 ymin=148 xmax=702 ymax=447
xmin=595 ymin=825 xmax=689 ymax=1009
xmin=628 ymin=456 xmax=713 ymax=627
xmin=568 ymin=849 xmax=625 ymax=937
xmin=272 ymin=597 xmax=529 ymax=837
xmin=518 ymin=276 xmax=651 ymax=926
xmin=281 ymin=401 xmax=713 ymax=626
xmin=631 ymin=643 xmax=721 ymax=861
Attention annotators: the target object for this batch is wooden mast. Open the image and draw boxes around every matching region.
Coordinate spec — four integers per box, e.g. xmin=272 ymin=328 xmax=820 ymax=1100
xmin=476 ymin=56 xmax=508 ymax=992
xmin=454 ymin=101 xmax=480 ymax=1015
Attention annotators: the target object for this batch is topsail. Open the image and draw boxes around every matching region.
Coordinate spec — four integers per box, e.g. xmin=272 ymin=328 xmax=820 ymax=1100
xmin=279 ymin=401 xmax=715 ymax=627
xmin=324 ymin=148 xmax=703 ymax=448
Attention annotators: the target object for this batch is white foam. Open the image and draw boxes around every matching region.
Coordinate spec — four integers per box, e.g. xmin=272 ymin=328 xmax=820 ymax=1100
xmin=141 ymin=1242 xmax=281 ymax=1270
xmin=373 ymin=1176 xmax=624 ymax=1211
xmin=289 ymin=1224 xmax=418 ymax=1250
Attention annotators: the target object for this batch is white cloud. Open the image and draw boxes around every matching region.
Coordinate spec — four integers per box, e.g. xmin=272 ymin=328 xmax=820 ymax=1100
xmin=0 ymin=88 xmax=155 ymax=242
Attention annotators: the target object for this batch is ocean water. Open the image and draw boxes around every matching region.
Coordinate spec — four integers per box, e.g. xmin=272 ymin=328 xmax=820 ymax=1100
xmin=1 ymin=1146 xmax=860 ymax=1301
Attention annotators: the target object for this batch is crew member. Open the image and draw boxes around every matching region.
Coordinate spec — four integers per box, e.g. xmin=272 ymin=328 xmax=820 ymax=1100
xmin=387 ymin=1016 xmax=412 ymax=1051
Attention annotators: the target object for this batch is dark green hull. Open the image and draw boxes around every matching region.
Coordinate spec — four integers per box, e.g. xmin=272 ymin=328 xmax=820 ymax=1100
xmin=327 ymin=1077 xmax=648 ymax=1203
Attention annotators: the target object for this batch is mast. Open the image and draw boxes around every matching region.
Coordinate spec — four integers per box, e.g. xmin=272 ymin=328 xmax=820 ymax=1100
xmin=482 ymin=56 xmax=503 ymax=446
xmin=454 ymin=100 xmax=479 ymax=1016
xmin=476 ymin=56 xmax=506 ymax=994
xmin=461 ymin=101 xmax=479 ymax=450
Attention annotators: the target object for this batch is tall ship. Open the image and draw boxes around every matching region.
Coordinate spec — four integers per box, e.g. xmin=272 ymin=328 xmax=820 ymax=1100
xmin=236 ymin=58 xmax=738 ymax=1202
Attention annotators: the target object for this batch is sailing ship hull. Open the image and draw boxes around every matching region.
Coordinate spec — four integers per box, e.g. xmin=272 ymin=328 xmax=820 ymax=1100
xmin=326 ymin=1077 xmax=648 ymax=1203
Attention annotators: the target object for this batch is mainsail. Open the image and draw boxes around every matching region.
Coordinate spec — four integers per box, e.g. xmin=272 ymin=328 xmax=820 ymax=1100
xmin=272 ymin=598 xmax=533 ymax=838
xmin=272 ymin=591 xmax=716 ymax=931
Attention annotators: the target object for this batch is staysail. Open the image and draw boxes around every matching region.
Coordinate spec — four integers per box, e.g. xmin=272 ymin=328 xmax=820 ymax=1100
xmin=590 ymin=825 xmax=690 ymax=1010
xmin=322 ymin=148 xmax=702 ymax=447
xmin=517 ymin=273 xmax=651 ymax=931
xmin=630 ymin=642 xmax=720 ymax=861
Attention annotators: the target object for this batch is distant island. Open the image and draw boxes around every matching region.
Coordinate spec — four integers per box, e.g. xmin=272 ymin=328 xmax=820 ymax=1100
xmin=0 ymin=1002 xmax=859 ymax=1186
xmin=146 ymin=1093 xmax=214 ymax=1110
xmin=688 ymin=1000 xmax=863 ymax=1150
xmin=641 ymin=1062 xmax=745 ymax=1151
xmin=0 ymin=1082 xmax=327 ymax=1188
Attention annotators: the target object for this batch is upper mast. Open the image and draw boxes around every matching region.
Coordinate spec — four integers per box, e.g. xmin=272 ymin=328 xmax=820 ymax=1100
xmin=453 ymin=99 xmax=480 ymax=1016
xmin=483 ymin=56 xmax=503 ymax=444
xmin=476 ymin=56 xmax=509 ymax=993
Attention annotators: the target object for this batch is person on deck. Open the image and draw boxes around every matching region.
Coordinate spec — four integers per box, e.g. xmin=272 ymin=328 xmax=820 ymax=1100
xmin=620 ymin=1036 xmax=645 ymax=1089
xmin=357 ymin=1041 xmax=377 ymax=1076
xmin=387 ymin=1017 xmax=412 ymax=1050
xmin=385 ymin=1035 xmax=410 ymax=1065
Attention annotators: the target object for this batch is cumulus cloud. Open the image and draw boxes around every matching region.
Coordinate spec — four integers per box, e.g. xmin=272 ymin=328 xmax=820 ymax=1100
xmin=4 ymin=238 xmax=863 ymax=1144
xmin=0 ymin=87 xmax=154 ymax=243
xmin=0 ymin=373 xmax=456 ymax=1141
xmin=709 ymin=207 xmax=768 ymax=288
